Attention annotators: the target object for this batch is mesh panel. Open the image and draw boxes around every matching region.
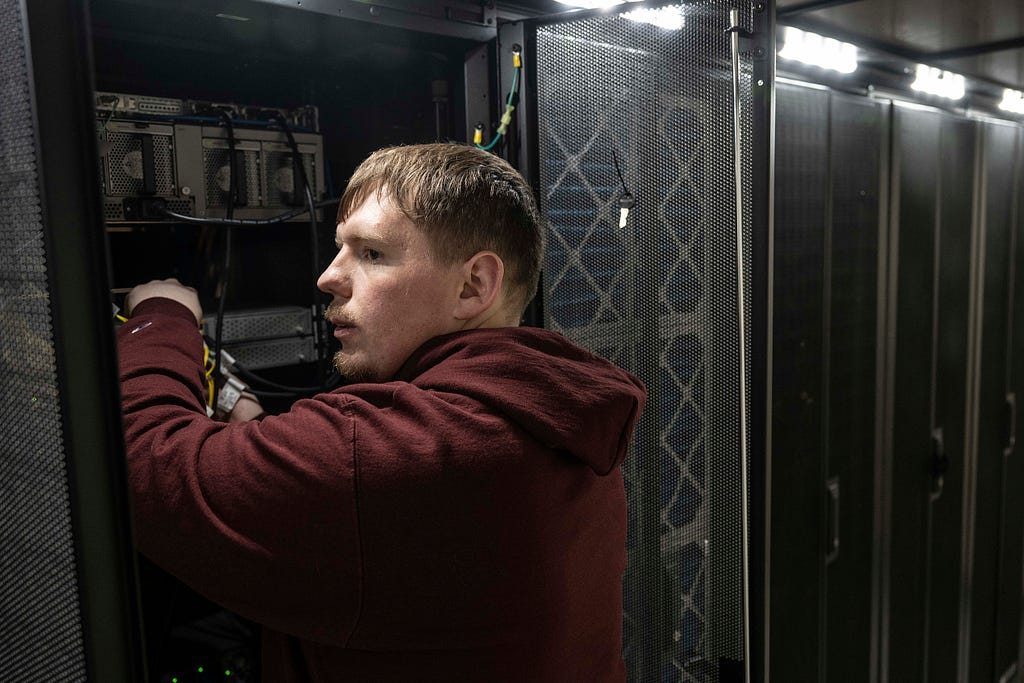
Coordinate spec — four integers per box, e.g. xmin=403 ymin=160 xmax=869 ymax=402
xmin=102 ymin=129 xmax=175 ymax=196
xmin=535 ymin=3 xmax=753 ymax=679
xmin=203 ymin=146 xmax=261 ymax=209
xmin=222 ymin=337 xmax=316 ymax=370
xmin=0 ymin=0 xmax=87 ymax=680
xmin=262 ymin=146 xmax=316 ymax=208
xmin=201 ymin=306 xmax=313 ymax=343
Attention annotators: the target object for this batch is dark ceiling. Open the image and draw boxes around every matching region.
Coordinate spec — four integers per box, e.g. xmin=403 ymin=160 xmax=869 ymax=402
xmin=775 ymin=0 xmax=1024 ymax=90
xmin=89 ymin=0 xmax=1024 ymax=92
xmin=508 ymin=0 xmax=1024 ymax=90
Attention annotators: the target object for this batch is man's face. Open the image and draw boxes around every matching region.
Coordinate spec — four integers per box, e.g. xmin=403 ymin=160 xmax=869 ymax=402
xmin=317 ymin=194 xmax=466 ymax=383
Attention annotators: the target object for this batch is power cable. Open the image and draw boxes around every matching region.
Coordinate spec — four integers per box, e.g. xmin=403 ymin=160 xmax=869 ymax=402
xmin=211 ymin=110 xmax=238 ymax=409
xmin=270 ymin=113 xmax=327 ymax=379
xmin=157 ymin=198 xmax=340 ymax=226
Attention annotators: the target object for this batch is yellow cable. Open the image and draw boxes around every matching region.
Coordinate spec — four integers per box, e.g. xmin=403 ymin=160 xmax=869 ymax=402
xmin=203 ymin=344 xmax=216 ymax=408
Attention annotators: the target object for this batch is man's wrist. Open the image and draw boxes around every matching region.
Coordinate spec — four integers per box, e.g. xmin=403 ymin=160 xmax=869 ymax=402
xmin=216 ymin=376 xmax=247 ymax=416
xmin=213 ymin=375 xmax=265 ymax=422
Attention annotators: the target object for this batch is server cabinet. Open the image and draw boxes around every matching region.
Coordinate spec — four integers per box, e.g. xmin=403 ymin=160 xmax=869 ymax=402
xmin=770 ymin=82 xmax=829 ymax=682
xmin=770 ymin=82 xmax=885 ymax=682
xmin=0 ymin=0 xmax=145 ymax=680
xmin=880 ymin=115 xmax=1024 ymax=682
xmin=922 ymin=113 xmax=977 ymax=683
xmin=769 ymin=84 xmax=1024 ymax=682
xmin=525 ymin=2 xmax=773 ymax=680
xmin=884 ymin=103 xmax=943 ymax=682
xmin=1012 ymin=137 xmax=1024 ymax=679
xmin=882 ymin=103 xmax=980 ymax=683
xmin=966 ymin=121 xmax=1023 ymax=683
xmin=824 ymin=90 xmax=885 ymax=682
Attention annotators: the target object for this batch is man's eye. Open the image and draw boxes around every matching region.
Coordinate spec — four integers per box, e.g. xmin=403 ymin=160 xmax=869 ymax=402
xmin=363 ymin=248 xmax=382 ymax=261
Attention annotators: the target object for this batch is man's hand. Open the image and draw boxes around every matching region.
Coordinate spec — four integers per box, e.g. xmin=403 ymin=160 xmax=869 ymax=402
xmin=126 ymin=278 xmax=202 ymax=324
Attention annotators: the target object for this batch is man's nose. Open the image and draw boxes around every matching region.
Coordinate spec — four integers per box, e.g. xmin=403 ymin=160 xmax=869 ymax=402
xmin=317 ymin=254 xmax=352 ymax=299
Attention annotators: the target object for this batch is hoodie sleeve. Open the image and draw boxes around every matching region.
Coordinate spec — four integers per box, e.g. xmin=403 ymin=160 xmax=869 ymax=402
xmin=117 ymin=298 xmax=362 ymax=646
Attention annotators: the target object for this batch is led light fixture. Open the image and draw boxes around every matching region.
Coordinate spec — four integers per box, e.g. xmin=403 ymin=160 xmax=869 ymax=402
xmin=554 ymin=0 xmax=624 ymax=8
xmin=778 ymin=27 xmax=858 ymax=74
xmin=999 ymin=88 xmax=1024 ymax=115
xmin=554 ymin=0 xmax=685 ymax=29
xmin=910 ymin=64 xmax=966 ymax=100
xmin=622 ymin=6 xmax=684 ymax=30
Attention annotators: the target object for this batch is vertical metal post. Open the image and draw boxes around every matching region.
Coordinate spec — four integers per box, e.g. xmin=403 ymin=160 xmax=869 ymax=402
xmin=729 ymin=8 xmax=753 ymax=681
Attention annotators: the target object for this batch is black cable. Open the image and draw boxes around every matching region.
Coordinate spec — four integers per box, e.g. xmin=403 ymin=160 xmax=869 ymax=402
xmin=612 ymin=149 xmax=631 ymax=196
xmin=158 ymin=198 xmax=340 ymax=226
xmin=248 ymin=388 xmax=312 ymax=400
xmin=231 ymin=362 xmax=341 ymax=395
xmin=271 ymin=113 xmax=327 ymax=383
xmin=154 ymin=115 xmax=340 ymax=404
xmin=205 ymin=340 xmax=343 ymax=397
xmin=212 ymin=110 xmax=237 ymax=409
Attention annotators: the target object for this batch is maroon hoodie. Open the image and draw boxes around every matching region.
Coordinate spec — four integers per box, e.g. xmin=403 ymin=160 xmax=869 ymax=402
xmin=118 ymin=298 xmax=646 ymax=682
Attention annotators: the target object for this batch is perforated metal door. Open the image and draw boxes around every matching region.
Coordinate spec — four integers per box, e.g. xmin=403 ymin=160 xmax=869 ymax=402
xmin=534 ymin=3 xmax=760 ymax=680
xmin=0 ymin=1 xmax=87 ymax=680
xmin=1 ymin=1 xmax=144 ymax=680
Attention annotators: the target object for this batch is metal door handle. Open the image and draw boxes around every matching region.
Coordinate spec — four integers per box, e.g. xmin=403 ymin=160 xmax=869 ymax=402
xmin=826 ymin=477 xmax=840 ymax=563
xmin=1006 ymin=392 xmax=1017 ymax=454
xmin=931 ymin=427 xmax=948 ymax=497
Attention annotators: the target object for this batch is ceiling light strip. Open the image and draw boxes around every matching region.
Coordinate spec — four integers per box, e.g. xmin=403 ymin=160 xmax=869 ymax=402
xmin=778 ymin=26 xmax=858 ymax=74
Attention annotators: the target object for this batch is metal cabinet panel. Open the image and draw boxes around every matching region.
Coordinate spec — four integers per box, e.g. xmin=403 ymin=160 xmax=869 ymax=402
xmin=967 ymin=121 xmax=1021 ymax=683
xmin=824 ymin=91 xmax=884 ymax=683
xmin=771 ymin=76 xmax=1024 ymax=683
xmin=770 ymin=84 xmax=885 ymax=682
xmin=771 ymin=81 xmax=829 ymax=682
xmin=884 ymin=104 xmax=942 ymax=682
xmin=923 ymin=114 xmax=976 ymax=683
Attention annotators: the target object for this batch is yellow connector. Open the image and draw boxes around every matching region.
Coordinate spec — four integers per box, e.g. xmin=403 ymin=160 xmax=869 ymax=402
xmin=513 ymin=52 xmax=522 ymax=68
xmin=473 ymin=126 xmax=484 ymax=144
xmin=496 ymin=106 xmax=516 ymax=136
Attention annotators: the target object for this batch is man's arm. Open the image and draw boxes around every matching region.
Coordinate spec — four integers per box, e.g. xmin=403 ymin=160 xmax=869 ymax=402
xmin=117 ymin=280 xmax=361 ymax=644
xmin=125 ymin=278 xmax=264 ymax=422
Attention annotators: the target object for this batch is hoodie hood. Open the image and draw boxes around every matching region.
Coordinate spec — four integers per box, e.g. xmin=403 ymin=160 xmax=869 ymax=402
xmin=395 ymin=327 xmax=646 ymax=475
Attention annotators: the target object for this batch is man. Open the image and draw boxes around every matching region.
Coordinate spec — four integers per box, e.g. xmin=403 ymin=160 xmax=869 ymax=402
xmin=119 ymin=142 xmax=646 ymax=681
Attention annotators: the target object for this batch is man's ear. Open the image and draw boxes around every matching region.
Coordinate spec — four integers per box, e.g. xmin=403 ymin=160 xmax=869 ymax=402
xmin=454 ymin=251 xmax=505 ymax=321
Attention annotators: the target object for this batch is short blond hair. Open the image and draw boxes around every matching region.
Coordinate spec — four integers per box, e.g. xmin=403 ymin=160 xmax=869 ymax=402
xmin=338 ymin=143 xmax=542 ymax=314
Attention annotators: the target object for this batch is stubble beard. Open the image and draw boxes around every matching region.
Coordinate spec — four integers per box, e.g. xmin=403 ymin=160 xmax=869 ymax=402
xmin=332 ymin=349 xmax=371 ymax=383
xmin=331 ymin=349 xmax=381 ymax=384
xmin=326 ymin=302 xmax=380 ymax=383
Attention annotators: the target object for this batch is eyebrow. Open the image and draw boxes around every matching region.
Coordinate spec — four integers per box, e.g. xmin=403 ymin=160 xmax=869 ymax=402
xmin=333 ymin=230 xmax=394 ymax=250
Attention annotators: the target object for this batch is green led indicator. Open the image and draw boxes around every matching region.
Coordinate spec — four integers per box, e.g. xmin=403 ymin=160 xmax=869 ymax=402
xmin=172 ymin=678 xmax=178 ymax=683
xmin=198 ymin=666 xmax=204 ymax=673
xmin=225 ymin=671 xmax=232 ymax=677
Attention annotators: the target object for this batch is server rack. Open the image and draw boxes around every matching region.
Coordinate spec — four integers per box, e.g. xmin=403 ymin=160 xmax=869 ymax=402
xmin=770 ymin=72 xmax=1024 ymax=683
xmin=0 ymin=0 xmax=146 ymax=680
xmin=770 ymin=81 xmax=888 ymax=682
xmin=510 ymin=3 xmax=775 ymax=680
